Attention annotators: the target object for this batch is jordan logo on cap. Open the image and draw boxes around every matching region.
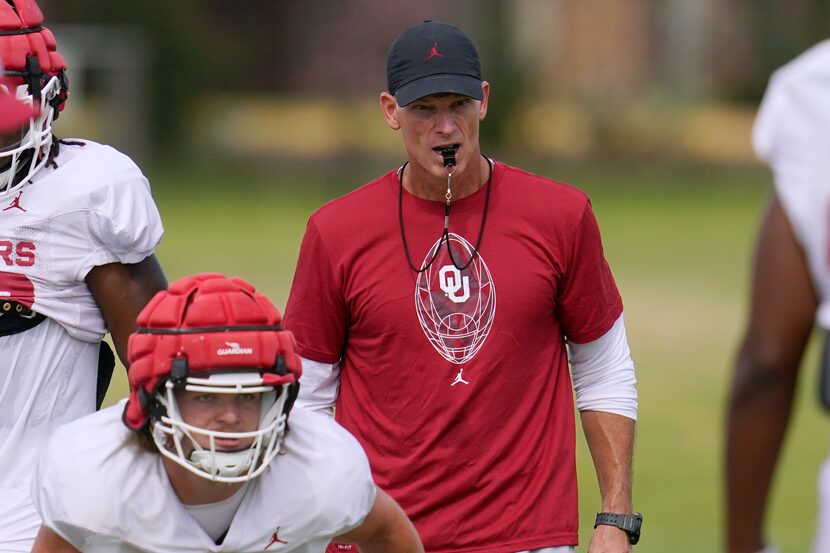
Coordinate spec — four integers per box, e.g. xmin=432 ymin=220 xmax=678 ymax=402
xmin=427 ymin=42 xmax=444 ymax=60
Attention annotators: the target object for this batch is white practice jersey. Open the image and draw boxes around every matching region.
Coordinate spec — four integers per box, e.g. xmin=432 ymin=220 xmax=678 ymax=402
xmin=0 ymin=140 xmax=163 ymax=551
xmin=33 ymin=405 xmax=377 ymax=553
xmin=753 ymin=40 xmax=830 ymax=330
xmin=0 ymin=140 xmax=162 ymax=342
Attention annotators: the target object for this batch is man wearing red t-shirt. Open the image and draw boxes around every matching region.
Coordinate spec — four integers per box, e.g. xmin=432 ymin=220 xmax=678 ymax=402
xmin=284 ymin=21 xmax=640 ymax=553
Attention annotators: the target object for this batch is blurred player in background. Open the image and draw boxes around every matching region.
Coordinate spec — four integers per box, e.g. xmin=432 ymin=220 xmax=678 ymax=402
xmin=0 ymin=1 xmax=167 ymax=550
xmin=726 ymin=40 xmax=830 ymax=553
xmin=285 ymin=20 xmax=640 ymax=553
xmin=30 ymin=273 xmax=424 ymax=553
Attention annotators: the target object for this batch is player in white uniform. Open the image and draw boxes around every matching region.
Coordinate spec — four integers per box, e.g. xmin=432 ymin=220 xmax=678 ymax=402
xmin=0 ymin=1 xmax=167 ymax=550
xmin=726 ymin=40 xmax=830 ymax=553
xmin=30 ymin=273 xmax=424 ymax=553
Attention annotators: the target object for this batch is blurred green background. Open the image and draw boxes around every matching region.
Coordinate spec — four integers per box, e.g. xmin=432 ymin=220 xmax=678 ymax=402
xmin=34 ymin=0 xmax=830 ymax=551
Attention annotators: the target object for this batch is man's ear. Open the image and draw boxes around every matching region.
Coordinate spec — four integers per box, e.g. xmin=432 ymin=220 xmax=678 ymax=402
xmin=379 ymin=92 xmax=401 ymax=130
xmin=479 ymin=81 xmax=490 ymax=121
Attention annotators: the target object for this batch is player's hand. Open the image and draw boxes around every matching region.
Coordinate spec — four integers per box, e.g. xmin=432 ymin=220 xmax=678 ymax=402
xmin=587 ymin=524 xmax=631 ymax=553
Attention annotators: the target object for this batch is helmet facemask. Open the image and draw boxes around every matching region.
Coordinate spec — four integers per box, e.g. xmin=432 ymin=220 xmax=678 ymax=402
xmin=151 ymin=372 xmax=294 ymax=484
xmin=0 ymin=0 xmax=70 ymax=199
xmin=0 ymin=73 xmax=60 ymax=198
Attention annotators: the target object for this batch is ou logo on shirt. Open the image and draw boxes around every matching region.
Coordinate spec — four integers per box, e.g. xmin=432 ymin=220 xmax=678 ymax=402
xmin=439 ymin=265 xmax=470 ymax=303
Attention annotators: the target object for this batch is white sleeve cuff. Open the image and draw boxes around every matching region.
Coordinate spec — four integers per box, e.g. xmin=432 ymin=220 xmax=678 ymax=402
xmin=568 ymin=314 xmax=638 ymax=420
xmin=295 ymin=356 xmax=340 ymax=418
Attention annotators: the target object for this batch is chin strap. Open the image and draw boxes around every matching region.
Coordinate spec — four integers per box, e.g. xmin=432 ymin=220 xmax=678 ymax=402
xmin=190 ymin=449 xmax=256 ymax=479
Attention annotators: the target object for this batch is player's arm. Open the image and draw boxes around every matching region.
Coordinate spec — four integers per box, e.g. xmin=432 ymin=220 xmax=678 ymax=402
xmin=85 ymin=254 xmax=167 ymax=364
xmin=31 ymin=526 xmax=81 ymax=553
xmin=335 ymin=487 xmax=424 ymax=553
xmin=725 ymin=194 xmax=816 ymax=553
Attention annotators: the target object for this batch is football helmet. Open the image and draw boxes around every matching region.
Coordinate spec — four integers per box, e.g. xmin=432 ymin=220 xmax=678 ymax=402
xmin=124 ymin=273 xmax=303 ymax=483
xmin=0 ymin=0 xmax=68 ymax=199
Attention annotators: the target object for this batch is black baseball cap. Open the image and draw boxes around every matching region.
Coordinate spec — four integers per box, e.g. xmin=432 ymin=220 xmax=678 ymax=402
xmin=386 ymin=21 xmax=482 ymax=107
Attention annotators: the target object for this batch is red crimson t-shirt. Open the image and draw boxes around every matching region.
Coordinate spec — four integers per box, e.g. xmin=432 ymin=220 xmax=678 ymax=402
xmin=285 ymin=161 xmax=623 ymax=553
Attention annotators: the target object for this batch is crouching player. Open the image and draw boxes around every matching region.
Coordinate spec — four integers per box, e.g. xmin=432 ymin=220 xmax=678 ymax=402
xmin=29 ymin=273 xmax=424 ymax=553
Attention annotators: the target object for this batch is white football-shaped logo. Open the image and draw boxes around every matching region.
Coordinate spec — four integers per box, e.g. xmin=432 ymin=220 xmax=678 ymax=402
xmin=415 ymin=233 xmax=496 ymax=364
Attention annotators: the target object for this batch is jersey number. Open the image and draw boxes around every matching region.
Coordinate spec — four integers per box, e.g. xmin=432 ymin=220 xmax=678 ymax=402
xmin=0 ymin=270 xmax=36 ymax=307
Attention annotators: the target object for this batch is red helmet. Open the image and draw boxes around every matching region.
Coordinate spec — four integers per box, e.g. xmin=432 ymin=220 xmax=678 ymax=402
xmin=124 ymin=273 xmax=303 ymax=482
xmin=0 ymin=0 xmax=68 ymax=198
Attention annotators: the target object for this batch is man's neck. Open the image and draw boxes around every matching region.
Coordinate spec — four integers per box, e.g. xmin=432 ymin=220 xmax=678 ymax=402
xmin=403 ymin=154 xmax=490 ymax=202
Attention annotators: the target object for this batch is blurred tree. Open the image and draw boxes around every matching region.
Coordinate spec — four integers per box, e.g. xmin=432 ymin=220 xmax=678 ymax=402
xmin=472 ymin=0 xmax=525 ymax=152
xmin=41 ymin=0 xmax=828 ymax=160
xmin=738 ymin=0 xmax=830 ymax=102
xmin=41 ymin=0 xmax=236 ymax=152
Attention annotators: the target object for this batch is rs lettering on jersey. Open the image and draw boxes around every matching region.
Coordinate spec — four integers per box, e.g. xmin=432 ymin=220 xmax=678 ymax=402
xmin=0 ymin=239 xmax=36 ymax=267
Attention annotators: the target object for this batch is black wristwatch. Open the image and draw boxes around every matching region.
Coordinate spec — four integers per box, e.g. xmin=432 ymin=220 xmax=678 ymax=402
xmin=594 ymin=512 xmax=642 ymax=545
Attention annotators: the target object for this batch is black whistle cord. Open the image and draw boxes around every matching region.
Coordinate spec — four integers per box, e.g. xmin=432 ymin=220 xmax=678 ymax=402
xmin=398 ymin=155 xmax=493 ymax=274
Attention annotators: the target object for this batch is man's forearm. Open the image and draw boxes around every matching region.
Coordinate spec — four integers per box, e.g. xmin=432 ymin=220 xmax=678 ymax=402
xmin=581 ymin=410 xmax=635 ymax=512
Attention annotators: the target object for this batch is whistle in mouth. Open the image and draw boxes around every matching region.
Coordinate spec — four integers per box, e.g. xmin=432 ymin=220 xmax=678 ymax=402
xmin=438 ymin=147 xmax=457 ymax=169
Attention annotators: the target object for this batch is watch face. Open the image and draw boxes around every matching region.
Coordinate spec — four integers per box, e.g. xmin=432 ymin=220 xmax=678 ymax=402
xmin=629 ymin=513 xmax=643 ymax=545
xmin=631 ymin=512 xmax=643 ymax=530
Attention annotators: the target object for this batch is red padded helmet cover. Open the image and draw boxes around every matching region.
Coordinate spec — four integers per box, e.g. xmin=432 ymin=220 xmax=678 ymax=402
xmin=123 ymin=273 xmax=302 ymax=430
xmin=0 ymin=1 xmax=67 ymax=109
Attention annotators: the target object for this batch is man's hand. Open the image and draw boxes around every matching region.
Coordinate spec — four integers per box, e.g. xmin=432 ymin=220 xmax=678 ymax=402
xmin=588 ymin=524 xmax=631 ymax=553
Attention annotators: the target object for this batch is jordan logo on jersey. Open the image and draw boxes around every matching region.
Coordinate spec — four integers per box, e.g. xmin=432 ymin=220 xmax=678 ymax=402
xmin=264 ymin=526 xmax=288 ymax=549
xmin=414 ymin=233 xmax=497 ymax=367
xmin=451 ymin=368 xmax=469 ymax=386
xmin=2 ymin=191 xmax=26 ymax=212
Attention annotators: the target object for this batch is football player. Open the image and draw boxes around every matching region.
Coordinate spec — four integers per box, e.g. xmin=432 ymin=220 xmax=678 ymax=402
xmin=30 ymin=273 xmax=423 ymax=553
xmin=0 ymin=1 xmax=167 ymax=550
xmin=726 ymin=39 xmax=830 ymax=553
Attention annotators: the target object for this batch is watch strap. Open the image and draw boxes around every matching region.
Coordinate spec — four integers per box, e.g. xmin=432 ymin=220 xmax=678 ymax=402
xmin=594 ymin=512 xmax=642 ymax=545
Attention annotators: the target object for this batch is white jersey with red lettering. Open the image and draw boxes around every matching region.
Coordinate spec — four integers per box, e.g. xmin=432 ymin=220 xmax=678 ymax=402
xmin=32 ymin=404 xmax=377 ymax=553
xmin=0 ymin=139 xmax=163 ymax=551
xmin=753 ymin=39 xmax=830 ymax=330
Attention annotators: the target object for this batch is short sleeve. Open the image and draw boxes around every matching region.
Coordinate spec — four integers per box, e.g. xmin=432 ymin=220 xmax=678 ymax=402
xmin=753 ymin=41 xmax=830 ymax=248
xmin=77 ymin=159 xmax=163 ymax=279
xmin=555 ymin=201 xmax=623 ymax=344
xmin=31 ymin=433 xmax=94 ymax=549
xmin=321 ymin=417 xmax=378 ymax=536
xmin=752 ymin=64 xmax=813 ymax=179
xmin=290 ymin=410 xmax=378 ymax=539
xmin=283 ymin=218 xmax=348 ymax=364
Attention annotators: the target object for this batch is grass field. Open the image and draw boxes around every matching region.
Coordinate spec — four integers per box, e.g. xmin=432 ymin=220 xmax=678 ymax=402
xmin=103 ymin=157 xmax=827 ymax=552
